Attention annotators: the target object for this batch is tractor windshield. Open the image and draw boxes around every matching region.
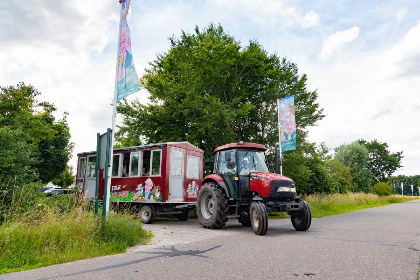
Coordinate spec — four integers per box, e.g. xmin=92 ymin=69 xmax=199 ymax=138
xmin=238 ymin=150 xmax=268 ymax=175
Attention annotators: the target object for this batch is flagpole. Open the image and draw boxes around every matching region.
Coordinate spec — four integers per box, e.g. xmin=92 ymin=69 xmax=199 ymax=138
xmin=105 ymin=2 xmax=123 ymax=218
xmin=276 ymin=98 xmax=283 ymax=175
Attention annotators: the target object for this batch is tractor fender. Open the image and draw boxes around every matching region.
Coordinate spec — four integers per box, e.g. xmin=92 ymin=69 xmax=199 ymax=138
xmin=202 ymin=175 xmax=229 ymax=196
xmin=251 ymin=195 xmax=264 ymax=202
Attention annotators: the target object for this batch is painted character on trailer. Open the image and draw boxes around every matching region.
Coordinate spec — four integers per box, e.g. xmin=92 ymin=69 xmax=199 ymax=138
xmin=145 ymin=178 xmax=154 ymax=202
xmin=153 ymin=186 xmax=162 ymax=202
xmin=187 ymin=181 xmax=198 ymax=198
xmin=133 ymin=184 xmax=144 ymax=201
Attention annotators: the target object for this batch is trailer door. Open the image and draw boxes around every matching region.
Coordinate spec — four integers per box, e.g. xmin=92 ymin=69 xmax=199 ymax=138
xmin=169 ymin=147 xmax=185 ymax=202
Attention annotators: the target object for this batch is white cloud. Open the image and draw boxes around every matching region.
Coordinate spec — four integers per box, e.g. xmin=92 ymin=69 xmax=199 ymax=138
xmin=300 ymin=11 xmax=319 ymax=28
xmin=304 ymin=24 xmax=420 ymax=175
xmin=318 ymin=26 xmax=360 ymax=60
xmin=395 ymin=7 xmax=408 ymax=20
xmin=383 ymin=23 xmax=420 ymax=78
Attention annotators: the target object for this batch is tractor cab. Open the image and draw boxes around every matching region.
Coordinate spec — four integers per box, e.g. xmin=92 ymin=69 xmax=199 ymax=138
xmin=213 ymin=143 xmax=270 ymax=204
xmin=197 ymin=142 xmax=311 ymax=235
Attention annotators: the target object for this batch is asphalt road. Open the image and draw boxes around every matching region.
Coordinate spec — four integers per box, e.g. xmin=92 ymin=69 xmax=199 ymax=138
xmin=2 ymin=200 xmax=420 ymax=280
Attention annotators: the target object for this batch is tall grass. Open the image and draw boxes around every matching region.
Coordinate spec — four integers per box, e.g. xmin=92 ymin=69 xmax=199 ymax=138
xmin=270 ymin=193 xmax=420 ymax=218
xmin=306 ymin=193 xmax=419 ymax=217
xmin=0 ymin=184 xmax=152 ymax=274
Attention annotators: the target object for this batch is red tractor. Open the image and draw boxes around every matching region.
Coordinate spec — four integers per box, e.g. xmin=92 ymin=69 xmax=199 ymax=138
xmin=197 ymin=142 xmax=311 ymax=235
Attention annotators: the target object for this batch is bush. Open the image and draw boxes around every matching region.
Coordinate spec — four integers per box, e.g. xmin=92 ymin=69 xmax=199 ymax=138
xmin=373 ymin=182 xmax=393 ymax=196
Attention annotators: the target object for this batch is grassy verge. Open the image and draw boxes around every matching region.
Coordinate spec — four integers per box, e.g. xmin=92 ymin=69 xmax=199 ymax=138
xmin=269 ymin=193 xmax=420 ymax=219
xmin=0 ymin=209 xmax=152 ymax=274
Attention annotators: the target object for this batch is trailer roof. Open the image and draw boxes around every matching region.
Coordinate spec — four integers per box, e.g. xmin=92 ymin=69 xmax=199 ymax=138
xmin=214 ymin=142 xmax=267 ymax=152
xmin=77 ymin=141 xmax=203 ymax=156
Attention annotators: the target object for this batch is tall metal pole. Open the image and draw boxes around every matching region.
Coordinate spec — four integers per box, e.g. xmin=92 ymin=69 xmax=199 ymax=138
xmin=104 ymin=2 xmax=123 ymax=218
xmin=276 ymin=98 xmax=283 ymax=175
xmin=103 ymin=129 xmax=112 ymax=221
xmin=94 ymin=133 xmax=100 ymax=217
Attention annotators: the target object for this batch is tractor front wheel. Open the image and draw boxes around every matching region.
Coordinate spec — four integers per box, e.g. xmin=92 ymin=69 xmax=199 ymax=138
xmin=250 ymin=201 xmax=268 ymax=235
xmin=291 ymin=200 xmax=311 ymax=231
xmin=197 ymin=182 xmax=228 ymax=229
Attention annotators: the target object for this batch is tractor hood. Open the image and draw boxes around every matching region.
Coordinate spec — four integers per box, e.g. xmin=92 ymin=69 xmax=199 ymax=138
xmin=250 ymin=172 xmax=293 ymax=183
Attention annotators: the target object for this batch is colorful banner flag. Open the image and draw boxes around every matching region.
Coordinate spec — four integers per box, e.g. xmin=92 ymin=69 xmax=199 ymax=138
xmin=277 ymin=96 xmax=296 ymax=152
xmin=116 ymin=0 xmax=140 ymax=102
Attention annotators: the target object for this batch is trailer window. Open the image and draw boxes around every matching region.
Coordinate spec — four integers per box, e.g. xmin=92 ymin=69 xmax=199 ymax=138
xmin=78 ymin=158 xmax=86 ymax=179
xmin=130 ymin=152 xmax=140 ymax=177
xmin=112 ymin=154 xmax=121 ymax=177
xmin=121 ymin=153 xmax=130 ymax=177
xmin=86 ymin=156 xmax=96 ymax=178
xmin=142 ymin=151 xmax=151 ymax=176
xmin=151 ymin=150 xmax=162 ymax=176
xmin=187 ymin=155 xmax=200 ymax=179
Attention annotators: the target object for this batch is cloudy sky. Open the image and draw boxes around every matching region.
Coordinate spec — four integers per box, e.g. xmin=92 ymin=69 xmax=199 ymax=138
xmin=1 ymin=0 xmax=419 ymax=175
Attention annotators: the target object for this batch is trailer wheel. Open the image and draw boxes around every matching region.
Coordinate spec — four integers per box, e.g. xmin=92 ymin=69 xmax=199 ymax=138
xmin=176 ymin=210 xmax=190 ymax=221
xmin=197 ymin=182 xmax=228 ymax=229
xmin=139 ymin=204 xmax=156 ymax=224
xmin=238 ymin=211 xmax=251 ymax=227
xmin=250 ymin=201 xmax=268 ymax=235
xmin=291 ymin=200 xmax=311 ymax=231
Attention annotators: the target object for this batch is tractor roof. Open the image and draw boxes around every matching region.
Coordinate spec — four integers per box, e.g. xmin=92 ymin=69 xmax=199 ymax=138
xmin=214 ymin=142 xmax=267 ymax=152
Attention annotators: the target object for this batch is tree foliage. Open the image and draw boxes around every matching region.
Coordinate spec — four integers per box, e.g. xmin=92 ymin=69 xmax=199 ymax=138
xmin=357 ymin=139 xmax=403 ymax=182
xmin=327 ymin=159 xmax=354 ymax=193
xmin=52 ymin=165 xmax=75 ymax=188
xmin=335 ymin=142 xmax=374 ymax=193
xmin=116 ymin=24 xmax=324 ymax=192
xmin=0 ymin=83 xmax=73 ymax=187
xmin=117 ymin=24 xmax=323 ymax=153
xmin=373 ymin=182 xmax=393 ymax=196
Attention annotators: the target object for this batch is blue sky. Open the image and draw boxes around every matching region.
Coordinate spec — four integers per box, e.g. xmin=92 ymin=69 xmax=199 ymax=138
xmin=0 ymin=0 xmax=419 ymax=175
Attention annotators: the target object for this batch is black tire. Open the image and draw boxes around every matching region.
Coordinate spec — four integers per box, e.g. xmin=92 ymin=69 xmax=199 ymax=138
xmin=197 ymin=182 xmax=228 ymax=229
xmin=176 ymin=210 xmax=190 ymax=221
xmin=238 ymin=211 xmax=251 ymax=227
xmin=250 ymin=201 xmax=268 ymax=235
xmin=139 ymin=204 xmax=156 ymax=224
xmin=291 ymin=200 xmax=311 ymax=231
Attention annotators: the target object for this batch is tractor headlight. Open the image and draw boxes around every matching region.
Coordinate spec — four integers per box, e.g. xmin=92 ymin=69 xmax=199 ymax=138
xmin=277 ymin=186 xmax=296 ymax=193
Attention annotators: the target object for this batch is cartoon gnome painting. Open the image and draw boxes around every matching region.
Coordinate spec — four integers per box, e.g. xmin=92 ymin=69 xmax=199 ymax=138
xmin=132 ymin=179 xmax=162 ymax=202
xmin=187 ymin=181 xmax=198 ymax=198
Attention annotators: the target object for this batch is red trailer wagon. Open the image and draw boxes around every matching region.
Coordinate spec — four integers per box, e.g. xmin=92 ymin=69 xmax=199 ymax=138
xmin=75 ymin=142 xmax=204 ymax=223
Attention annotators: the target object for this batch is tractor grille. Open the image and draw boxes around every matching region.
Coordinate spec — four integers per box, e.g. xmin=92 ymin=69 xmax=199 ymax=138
xmin=268 ymin=180 xmax=296 ymax=202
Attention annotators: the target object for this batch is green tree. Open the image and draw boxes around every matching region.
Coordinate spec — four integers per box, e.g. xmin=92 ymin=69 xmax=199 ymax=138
xmin=52 ymin=165 xmax=75 ymax=188
xmin=327 ymin=159 xmax=353 ymax=193
xmin=357 ymin=139 xmax=403 ymax=182
xmin=36 ymin=114 xmax=73 ymax=183
xmin=116 ymin=24 xmax=324 ymax=191
xmin=0 ymin=84 xmax=72 ymax=187
xmin=335 ymin=142 xmax=374 ymax=193
xmin=373 ymin=182 xmax=393 ymax=196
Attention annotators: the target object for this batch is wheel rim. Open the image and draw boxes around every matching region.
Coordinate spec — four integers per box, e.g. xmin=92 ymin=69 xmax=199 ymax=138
xmin=141 ymin=207 xmax=150 ymax=221
xmin=252 ymin=208 xmax=259 ymax=228
xmin=201 ymin=193 xmax=214 ymax=220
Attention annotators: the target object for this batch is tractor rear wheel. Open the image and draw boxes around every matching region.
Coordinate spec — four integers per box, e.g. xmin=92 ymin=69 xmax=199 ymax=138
xmin=291 ymin=200 xmax=311 ymax=231
xmin=197 ymin=182 xmax=228 ymax=229
xmin=139 ymin=204 xmax=156 ymax=224
xmin=250 ymin=201 xmax=268 ymax=235
xmin=238 ymin=211 xmax=251 ymax=227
